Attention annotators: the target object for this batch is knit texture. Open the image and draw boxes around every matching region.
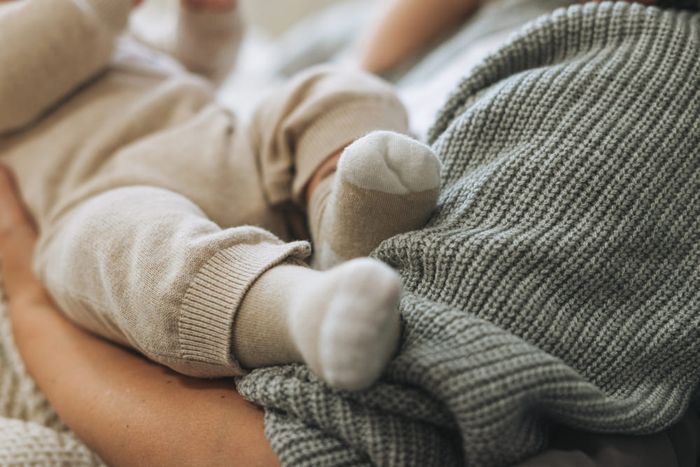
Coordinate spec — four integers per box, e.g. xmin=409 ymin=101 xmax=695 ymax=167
xmin=0 ymin=290 xmax=104 ymax=466
xmin=236 ymin=3 xmax=700 ymax=466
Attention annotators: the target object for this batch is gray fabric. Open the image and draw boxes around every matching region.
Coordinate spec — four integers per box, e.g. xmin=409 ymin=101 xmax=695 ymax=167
xmin=237 ymin=2 xmax=700 ymax=466
xmin=394 ymin=0 xmax=574 ymax=86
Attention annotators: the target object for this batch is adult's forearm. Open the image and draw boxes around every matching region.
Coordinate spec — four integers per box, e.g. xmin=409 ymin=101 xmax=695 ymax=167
xmin=11 ymin=303 xmax=278 ymax=467
xmin=361 ymin=0 xmax=480 ymax=75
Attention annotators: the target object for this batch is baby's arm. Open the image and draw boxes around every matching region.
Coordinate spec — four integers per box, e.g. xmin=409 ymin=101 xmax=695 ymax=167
xmin=360 ymin=0 xmax=480 ymax=75
xmin=0 ymin=0 xmax=134 ymax=134
xmin=163 ymin=0 xmax=243 ymax=83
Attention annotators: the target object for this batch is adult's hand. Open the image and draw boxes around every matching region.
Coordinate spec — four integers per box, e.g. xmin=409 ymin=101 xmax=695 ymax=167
xmin=0 ymin=165 xmax=279 ymax=467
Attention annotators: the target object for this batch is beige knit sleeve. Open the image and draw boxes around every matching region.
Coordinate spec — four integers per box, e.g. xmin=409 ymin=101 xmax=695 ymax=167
xmin=172 ymin=5 xmax=244 ymax=83
xmin=0 ymin=0 xmax=131 ymax=134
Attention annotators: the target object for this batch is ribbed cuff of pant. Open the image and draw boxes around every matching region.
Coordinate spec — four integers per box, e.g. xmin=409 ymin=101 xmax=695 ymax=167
xmin=178 ymin=241 xmax=311 ymax=377
xmin=82 ymin=0 xmax=132 ymax=31
xmin=291 ymin=98 xmax=409 ymax=204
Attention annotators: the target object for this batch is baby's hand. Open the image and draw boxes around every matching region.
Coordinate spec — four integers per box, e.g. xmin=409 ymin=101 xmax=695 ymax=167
xmin=182 ymin=0 xmax=237 ymax=11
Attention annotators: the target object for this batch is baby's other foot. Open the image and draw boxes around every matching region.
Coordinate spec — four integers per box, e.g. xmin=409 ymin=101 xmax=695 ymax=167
xmin=290 ymin=258 xmax=402 ymax=391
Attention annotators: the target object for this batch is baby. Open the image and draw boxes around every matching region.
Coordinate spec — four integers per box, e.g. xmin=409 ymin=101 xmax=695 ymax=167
xmin=0 ymin=0 xmax=441 ymax=390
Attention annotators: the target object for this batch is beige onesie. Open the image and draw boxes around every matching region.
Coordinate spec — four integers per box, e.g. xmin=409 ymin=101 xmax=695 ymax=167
xmin=0 ymin=0 xmax=408 ymax=377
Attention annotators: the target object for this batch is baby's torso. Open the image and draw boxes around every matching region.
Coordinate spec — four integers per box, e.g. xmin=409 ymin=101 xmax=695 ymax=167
xmin=0 ymin=37 xmax=281 ymax=237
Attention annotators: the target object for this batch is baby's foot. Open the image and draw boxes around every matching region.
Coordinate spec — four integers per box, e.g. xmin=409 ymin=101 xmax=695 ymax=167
xmin=310 ymin=131 xmax=441 ymax=270
xmin=289 ymin=258 xmax=402 ymax=391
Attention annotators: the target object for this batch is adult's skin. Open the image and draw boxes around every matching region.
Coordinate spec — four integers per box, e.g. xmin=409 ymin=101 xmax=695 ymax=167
xmin=0 ymin=165 xmax=279 ymax=466
xmin=3 ymin=1 xmax=695 ymax=465
xmin=360 ymin=0 xmax=480 ymax=75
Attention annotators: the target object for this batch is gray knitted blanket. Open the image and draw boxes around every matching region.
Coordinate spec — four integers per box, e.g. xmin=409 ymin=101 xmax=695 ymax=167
xmin=237 ymin=3 xmax=700 ymax=466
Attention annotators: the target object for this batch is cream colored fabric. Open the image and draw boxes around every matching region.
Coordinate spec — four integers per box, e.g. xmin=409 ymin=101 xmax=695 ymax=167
xmin=175 ymin=6 xmax=243 ymax=82
xmin=138 ymin=5 xmax=244 ymax=83
xmin=234 ymin=258 xmax=402 ymax=391
xmin=0 ymin=0 xmax=408 ymax=378
xmin=308 ymin=131 xmax=441 ymax=269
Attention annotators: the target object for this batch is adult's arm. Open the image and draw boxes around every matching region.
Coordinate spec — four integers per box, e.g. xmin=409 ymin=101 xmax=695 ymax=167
xmin=0 ymin=0 xmax=131 ymax=133
xmin=360 ymin=0 xmax=480 ymax=75
xmin=0 ymin=165 xmax=279 ymax=467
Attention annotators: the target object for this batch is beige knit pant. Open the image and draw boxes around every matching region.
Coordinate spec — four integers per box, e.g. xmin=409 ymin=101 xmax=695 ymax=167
xmin=2 ymin=66 xmax=409 ymax=378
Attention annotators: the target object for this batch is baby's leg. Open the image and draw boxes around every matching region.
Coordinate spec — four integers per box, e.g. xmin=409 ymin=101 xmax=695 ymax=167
xmin=35 ymin=67 xmax=436 ymax=391
xmin=37 ymin=185 xmax=400 ymax=390
xmin=235 ymin=259 xmax=402 ymax=390
xmin=231 ymin=67 xmax=441 ymax=389
xmin=308 ymin=131 xmax=442 ymax=269
xmin=249 ymin=66 xmax=442 ymax=270
xmin=35 ymin=186 xmax=311 ymax=378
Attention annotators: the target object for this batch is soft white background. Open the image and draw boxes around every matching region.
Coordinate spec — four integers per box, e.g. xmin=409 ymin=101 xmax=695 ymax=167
xmin=136 ymin=0 xmax=345 ymax=35
xmin=132 ymin=0 xmax=367 ymax=118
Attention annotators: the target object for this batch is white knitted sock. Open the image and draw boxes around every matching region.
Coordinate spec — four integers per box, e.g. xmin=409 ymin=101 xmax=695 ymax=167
xmin=310 ymin=131 xmax=441 ymax=270
xmin=233 ymin=258 xmax=402 ymax=391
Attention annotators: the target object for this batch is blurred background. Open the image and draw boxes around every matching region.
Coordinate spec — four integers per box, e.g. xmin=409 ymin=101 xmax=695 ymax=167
xmin=131 ymin=0 xmax=376 ymax=117
xmin=134 ymin=0 xmax=346 ymax=37
xmin=240 ymin=0 xmax=344 ymax=35
xmin=129 ymin=0 xmax=491 ymax=138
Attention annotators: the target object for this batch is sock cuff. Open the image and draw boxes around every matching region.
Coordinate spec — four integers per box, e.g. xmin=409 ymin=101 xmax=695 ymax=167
xmin=233 ymin=264 xmax=310 ymax=369
xmin=292 ymin=98 xmax=409 ymax=204
xmin=178 ymin=241 xmax=310 ymax=377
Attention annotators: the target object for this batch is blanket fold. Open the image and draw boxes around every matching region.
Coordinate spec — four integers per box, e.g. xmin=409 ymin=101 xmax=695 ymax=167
xmin=237 ymin=3 xmax=700 ymax=465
